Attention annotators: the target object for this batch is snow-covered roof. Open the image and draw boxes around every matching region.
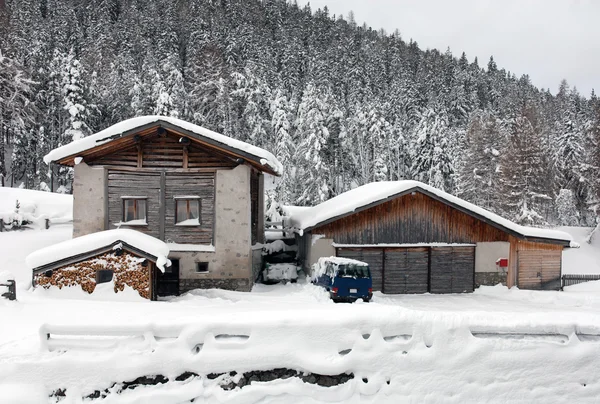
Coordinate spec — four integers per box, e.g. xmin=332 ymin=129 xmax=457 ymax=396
xmin=26 ymin=229 xmax=171 ymax=272
xmin=43 ymin=116 xmax=283 ymax=175
xmin=288 ymin=181 xmax=573 ymax=244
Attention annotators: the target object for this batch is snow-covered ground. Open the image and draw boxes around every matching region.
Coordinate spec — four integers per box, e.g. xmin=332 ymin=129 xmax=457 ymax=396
xmin=1 ymin=197 xmax=600 ymax=402
xmin=561 ymin=226 xmax=600 ymax=274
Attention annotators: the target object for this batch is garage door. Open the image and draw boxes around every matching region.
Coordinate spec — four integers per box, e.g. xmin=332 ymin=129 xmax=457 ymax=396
xmin=430 ymin=247 xmax=475 ymax=293
xmin=336 ymin=248 xmax=383 ymax=291
xmin=384 ymin=248 xmax=429 ymax=294
xmin=517 ymin=250 xmax=561 ymax=290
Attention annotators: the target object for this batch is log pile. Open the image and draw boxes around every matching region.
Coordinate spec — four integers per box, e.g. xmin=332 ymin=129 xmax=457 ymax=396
xmin=35 ymin=251 xmax=151 ymax=299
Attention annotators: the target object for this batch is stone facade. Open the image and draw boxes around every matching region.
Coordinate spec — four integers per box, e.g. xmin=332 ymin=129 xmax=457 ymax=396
xmin=475 ymin=271 xmax=507 ymax=287
xmin=179 ymin=278 xmax=251 ymax=294
xmin=73 ymin=162 xmax=106 ymax=238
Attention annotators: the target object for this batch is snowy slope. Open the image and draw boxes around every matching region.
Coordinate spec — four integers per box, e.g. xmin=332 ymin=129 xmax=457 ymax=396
xmin=43 ymin=116 xmax=283 ymax=175
xmin=0 ymin=187 xmax=72 ymax=224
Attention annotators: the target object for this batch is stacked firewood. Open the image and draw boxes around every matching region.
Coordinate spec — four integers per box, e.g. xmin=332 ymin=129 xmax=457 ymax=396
xmin=35 ymin=251 xmax=150 ymax=299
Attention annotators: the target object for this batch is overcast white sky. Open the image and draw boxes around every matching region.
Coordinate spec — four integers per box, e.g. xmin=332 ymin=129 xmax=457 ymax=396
xmin=296 ymin=0 xmax=600 ymax=96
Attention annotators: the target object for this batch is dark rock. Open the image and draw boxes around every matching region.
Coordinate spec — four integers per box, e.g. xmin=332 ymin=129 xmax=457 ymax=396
xmin=175 ymin=372 xmax=199 ymax=381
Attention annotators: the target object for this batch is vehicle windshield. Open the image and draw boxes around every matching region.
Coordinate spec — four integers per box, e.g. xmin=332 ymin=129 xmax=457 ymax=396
xmin=336 ymin=264 xmax=370 ymax=278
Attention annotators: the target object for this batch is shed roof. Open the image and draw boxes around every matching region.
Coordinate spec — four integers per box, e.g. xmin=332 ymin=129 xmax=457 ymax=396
xmin=43 ymin=116 xmax=283 ymax=176
xmin=26 ymin=229 xmax=171 ymax=273
xmin=287 ymin=181 xmax=573 ymax=246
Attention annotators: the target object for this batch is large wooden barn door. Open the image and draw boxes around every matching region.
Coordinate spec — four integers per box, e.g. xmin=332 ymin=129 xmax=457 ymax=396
xmin=430 ymin=247 xmax=475 ymax=293
xmin=336 ymin=248 xmax=384 ymax=292
xmin=384 ymin=248 xmax=429 ymax=294
xmin=517 ymin=250 xmax=562 ymax=290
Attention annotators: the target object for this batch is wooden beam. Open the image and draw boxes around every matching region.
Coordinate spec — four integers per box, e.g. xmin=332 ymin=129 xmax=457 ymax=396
xmin=98 ymin=166 xmax=219 ymax=174
xmin=183 ymin=145 xmax=189 ymax=169
xmin=137 ymin=144 xmax=143 ymax=168
xmin=159 ymin=171 xmax=166 ymax=241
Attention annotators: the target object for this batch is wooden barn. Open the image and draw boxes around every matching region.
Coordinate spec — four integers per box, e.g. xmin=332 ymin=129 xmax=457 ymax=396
xmin=42 ymin=116 xmax=282 ymax=295
xmin=289 ymin=181 xmax=573 ymax=293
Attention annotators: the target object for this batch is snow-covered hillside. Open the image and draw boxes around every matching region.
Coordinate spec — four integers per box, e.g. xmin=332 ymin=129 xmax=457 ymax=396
xmin=561 ymin=226 xmax=600 ymax=274
xmin=0 ymin=187 xmax=72 ymax=226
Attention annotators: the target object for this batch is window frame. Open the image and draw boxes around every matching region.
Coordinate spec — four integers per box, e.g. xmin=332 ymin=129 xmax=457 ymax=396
xmin=195 ymin=262 xmax=209 ymax=273
xmin=121 ymin=196 xmax=148 ymax=225
xmin=174 ymin=196 xmax=201 ymax=226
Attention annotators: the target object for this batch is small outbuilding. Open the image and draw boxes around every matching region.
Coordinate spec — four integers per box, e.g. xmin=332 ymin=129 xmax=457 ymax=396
xmin=288 ymin=181 xmax=573 ymax=293
xmin=28 ymin=229 xmax=170 ymax=300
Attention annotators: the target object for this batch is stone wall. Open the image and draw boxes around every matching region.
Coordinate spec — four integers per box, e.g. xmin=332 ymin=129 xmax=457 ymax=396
xmin=179 ymin=278 xmax=251 ymax=294
xmin=73 ymin=162 xmax=106 ymax=238
xmin=34 ymin=251 xmax=151 ymax=299
xmin=175 ymin=165 xmax=253 ymax=290
xmin=475 ymin=271 xmax=507 ymax=287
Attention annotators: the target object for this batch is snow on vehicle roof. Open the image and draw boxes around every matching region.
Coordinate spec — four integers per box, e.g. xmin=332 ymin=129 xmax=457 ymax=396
xmin=289 ymin=180 xmax=572 ymax=244
xmin=26 ymin=229 xmax=170 ymax=272
xmin=317 ymin=256 xmax=369 ymax=267
xmin=43 ymin=115 xmax=283 ymax=175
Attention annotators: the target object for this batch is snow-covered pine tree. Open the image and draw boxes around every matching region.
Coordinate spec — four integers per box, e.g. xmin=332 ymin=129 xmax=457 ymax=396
xmin=270 ymin=89 xmax=294 ymax=202
xmin=410 ymin=108 xmax=454 ymax=192
xmin=294 ymin=82 xmax=333 ymax=205
xmin=62 ymin=49 xmax=91 ymax=142
xmin=500 ymin=108 xmax=550 ymax=226
xmin=555 ymin=189 xmax=579 ymax=226
xmin=458 ymin=111 xmax=503 ymax=212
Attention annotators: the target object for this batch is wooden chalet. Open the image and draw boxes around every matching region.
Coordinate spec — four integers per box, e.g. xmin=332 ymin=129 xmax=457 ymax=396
xmin=43 ymin=116 xmax=282 ymax=296
xmin=289 ymin=181 xmax=573 ymax=293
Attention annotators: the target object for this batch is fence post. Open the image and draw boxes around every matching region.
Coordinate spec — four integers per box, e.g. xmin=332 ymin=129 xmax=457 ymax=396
xmin=0 ymin=218 xmax=3 ymax=232
xmin=45 ymin=218 xmax=50 ymax=230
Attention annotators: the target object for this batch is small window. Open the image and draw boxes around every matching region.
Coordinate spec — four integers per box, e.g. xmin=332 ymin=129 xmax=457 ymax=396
xmin=122 ymin=197 xmax=147 ymax=224
xmin=175 ymin=197 xmax=201 ymax=226
xmin=196 ymin=262 xmax=209 ymax=273
xmin=96 ymin=270 xmax=114 ymax=284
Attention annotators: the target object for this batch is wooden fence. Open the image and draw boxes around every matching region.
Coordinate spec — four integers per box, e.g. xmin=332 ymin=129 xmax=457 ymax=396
xmin=561 ymin=274 xmax=600 ymax=288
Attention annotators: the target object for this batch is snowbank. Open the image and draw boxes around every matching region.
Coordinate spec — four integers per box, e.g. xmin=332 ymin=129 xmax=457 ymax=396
xmin=563 ymin=280 xmax=600 ymax=292
xmin=43 ymin=116 xmax=283 ymax=175
xmin=0 ymin=187 xmax=72 ymax=227
xmin=289 ymin=181 xmax=572 ymax=243
xmin=26 ymin=229 xmax=170 ymax=271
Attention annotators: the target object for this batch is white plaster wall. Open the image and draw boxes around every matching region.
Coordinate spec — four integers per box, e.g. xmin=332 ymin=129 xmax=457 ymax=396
xmin=307 ymin=237 xmax=335 ymax=274
xmin=475 ymin=242 xmax=510 ymax=273
xmin=176 ymin=165 xmax=252 ymax=280
xmin=72 ymin=162 xmax=105 ymax=238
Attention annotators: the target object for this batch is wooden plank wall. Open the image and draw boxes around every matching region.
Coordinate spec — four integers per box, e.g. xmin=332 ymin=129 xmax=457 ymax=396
xmin=514 ymin=239 xmax=563 ymax=290
xmin=250 ymin=170 xmax=259 ymax=245
xmin=313 ymin=192 xmax=510 ymax=244
xmin=90 ymin=132 xmax=237 ymax=170
xmin=107 ymin=171 xmax=161 ymax=238
xmin=164 ymin=173 xmax=215 ymax=245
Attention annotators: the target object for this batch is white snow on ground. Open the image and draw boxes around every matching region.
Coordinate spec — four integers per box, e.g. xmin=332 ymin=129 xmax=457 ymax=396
xmin=0 ymin=225 xmax=599 ymax=403
xmin=288 ymin=181 xmax=573 ymax=243
xmin=0 ymin=187 xmax=73 ymax=227
xmin=43 ymin=116 xmax=283 ymax=175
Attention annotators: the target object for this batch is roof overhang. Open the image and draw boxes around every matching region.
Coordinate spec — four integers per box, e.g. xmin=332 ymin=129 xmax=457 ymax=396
xmin=302 ymin=186 xmax=571 ymax=248
xmin=49 ymin=119 xmax=281 ymax=176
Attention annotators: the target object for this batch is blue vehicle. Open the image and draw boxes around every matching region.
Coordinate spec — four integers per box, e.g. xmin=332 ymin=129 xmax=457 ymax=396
xmin=311 ymin=257 xmax=372 ymax=302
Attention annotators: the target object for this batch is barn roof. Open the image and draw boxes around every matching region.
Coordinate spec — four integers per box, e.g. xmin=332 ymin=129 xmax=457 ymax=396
xmin=43 ymin=116 xmax=283 ymax=176
xmin=287 ymin=181 xmax=573 ymax=246
xmin=26 ymin=229 xmax=171 ymax=273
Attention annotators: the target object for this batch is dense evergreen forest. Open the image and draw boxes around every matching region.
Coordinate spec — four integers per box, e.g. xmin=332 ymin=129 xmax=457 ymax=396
xmin=1 ymin=0 xmax=599 ymax=227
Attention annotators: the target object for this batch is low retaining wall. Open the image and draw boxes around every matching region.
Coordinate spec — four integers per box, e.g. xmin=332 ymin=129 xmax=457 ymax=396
xmin=179 ymin=278 xmax=251 ymax=294
xmin=475 ymin=272 xmax=507 ymax=287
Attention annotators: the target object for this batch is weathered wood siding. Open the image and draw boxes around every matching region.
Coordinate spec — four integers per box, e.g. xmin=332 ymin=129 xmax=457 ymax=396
xmin=164 ymin=172 xmax=215 ymax=245
xmin=313 ymin=192 xmax=510 ymax=244
xmin=515 ymin=240 xmax=563 ymax=290
xmin=430 ymin=246 xmax=475 ymax=293
xmin=384 ymin=247 xmax=429 ymax=294
xmin=107 ymin=171 xmax=161 ymax=237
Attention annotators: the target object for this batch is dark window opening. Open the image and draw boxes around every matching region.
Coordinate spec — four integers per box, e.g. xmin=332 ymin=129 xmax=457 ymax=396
xmin=175 ymin=198 xmax=201 ymax=225
xmin=122 ymin=198 xmax=147 ymax=223
xmin=196 ymin=262 xmax=209 ymax=273
xmin=96 ymin=269 xmax=114 ymax=284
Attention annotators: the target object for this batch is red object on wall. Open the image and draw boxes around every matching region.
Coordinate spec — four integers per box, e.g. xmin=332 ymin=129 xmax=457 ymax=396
xmin=496 ymin=258 xmax=509 ymax=268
